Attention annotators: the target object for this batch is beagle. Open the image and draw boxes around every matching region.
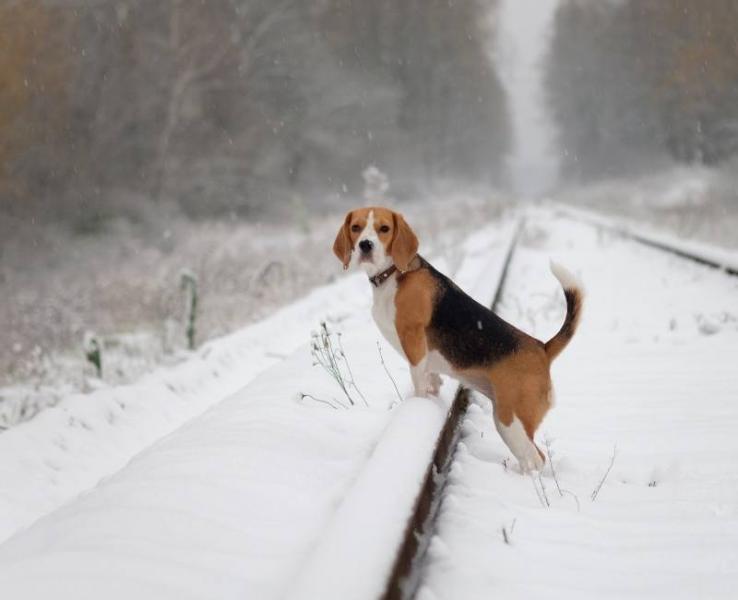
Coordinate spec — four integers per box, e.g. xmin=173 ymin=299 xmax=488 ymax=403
xmin=333 ymin=207 xmax=583 ymax=472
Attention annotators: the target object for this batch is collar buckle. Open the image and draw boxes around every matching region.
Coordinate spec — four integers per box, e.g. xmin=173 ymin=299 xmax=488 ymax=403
xmin=367 ymin=256 xmax=422 ymax=288
xmin=369 ymin=265 xmax=397 ymax=288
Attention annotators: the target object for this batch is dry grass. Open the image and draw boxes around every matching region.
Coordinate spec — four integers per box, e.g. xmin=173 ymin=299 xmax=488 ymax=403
xmin=0 ymin=192 xmax=508 ymax=398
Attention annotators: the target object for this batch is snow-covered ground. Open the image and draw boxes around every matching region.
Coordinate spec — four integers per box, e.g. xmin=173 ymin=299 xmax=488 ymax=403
xmin=0 ymin=217 xmax=516 ymax=599
xmin=0 ymin=269 xmax=367 ymax=543
xmin=418 ymin=210 xmax=738 ymax=599
xmin=0 ymin=199 xmax=508 ymax=543
xmin=2 ymin=207 xmax=737 ymax=599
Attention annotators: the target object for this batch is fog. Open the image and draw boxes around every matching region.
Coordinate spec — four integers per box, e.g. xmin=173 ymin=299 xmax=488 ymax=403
xmin=496 ymin=0 xmax=559 ymax=196
xmin=2 ymin=0 xmax=737 ymax=389
xmin=2 ymin=1 xmax=737 ymax=224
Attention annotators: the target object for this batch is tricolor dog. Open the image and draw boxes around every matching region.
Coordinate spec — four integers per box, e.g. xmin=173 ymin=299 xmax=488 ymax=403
xmin=333 ymin=206 xmax=583 ymax=472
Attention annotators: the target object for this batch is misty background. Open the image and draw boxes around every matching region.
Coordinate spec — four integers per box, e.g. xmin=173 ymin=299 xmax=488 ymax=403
xmin=1 ymin=0 xmax=737 ymax=397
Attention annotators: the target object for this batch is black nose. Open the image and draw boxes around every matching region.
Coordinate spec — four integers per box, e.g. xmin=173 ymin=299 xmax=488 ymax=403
xmin=359 ymin=239 xmax=374 ymax=253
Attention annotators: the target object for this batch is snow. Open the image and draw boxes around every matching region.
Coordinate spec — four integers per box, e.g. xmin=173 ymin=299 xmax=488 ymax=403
xmin=0 ymin=216 xmax=518 ymax=598
xmin=288 ymin=396 xmax=447 ymax=600
xmin=418 ymin=210 xmax=738 ymax=599
xmin=0 ymin=350 xmax=390 ymax=600
xmin=2 ymin=206 xmax=736 ymax=599
xmin=0 ymin=271 xmax=371 ymax=544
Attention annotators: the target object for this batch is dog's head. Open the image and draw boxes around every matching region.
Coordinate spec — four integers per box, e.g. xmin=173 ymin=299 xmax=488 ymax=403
xmin=332 ymin=207 xmax=418 ymax=275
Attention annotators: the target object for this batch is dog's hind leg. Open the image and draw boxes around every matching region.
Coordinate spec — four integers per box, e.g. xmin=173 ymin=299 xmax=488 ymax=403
xmin=494 ymin=411 xmax=544 ymax=473
xmin=491 ymin=381 xmax=546 ymax=473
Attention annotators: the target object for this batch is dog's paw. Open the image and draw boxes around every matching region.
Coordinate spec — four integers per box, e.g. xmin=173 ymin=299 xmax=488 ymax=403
xmin=427 ymin=373 xmax=443 ymax=396
xmin=517 ymin=451 xmax=545 ymax=474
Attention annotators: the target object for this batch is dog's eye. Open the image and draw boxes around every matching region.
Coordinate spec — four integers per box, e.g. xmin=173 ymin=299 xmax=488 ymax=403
xmin=351 ymin=224 xmax=361 ymax=233
xmin=379 ymin=225 xmax=390 ymax=233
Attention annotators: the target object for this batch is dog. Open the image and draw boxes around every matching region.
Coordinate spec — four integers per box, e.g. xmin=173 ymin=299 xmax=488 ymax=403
xmin=332 ymin=206 xmax=583 ymax=472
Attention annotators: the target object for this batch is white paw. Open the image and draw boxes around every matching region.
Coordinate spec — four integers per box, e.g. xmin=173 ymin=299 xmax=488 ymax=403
xmin=518 ymin=451 xmax=544 ymax=474
xmin=427 ymin=373 xmax=442 ymax=396
xmin=412 ymin=373 xmax=441 ymax=398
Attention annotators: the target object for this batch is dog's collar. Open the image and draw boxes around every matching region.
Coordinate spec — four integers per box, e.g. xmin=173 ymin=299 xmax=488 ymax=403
xmin=368 ymin=265 xmax=397 ymax=288
xmin=368 ymin=256 xmax=422 ymax=288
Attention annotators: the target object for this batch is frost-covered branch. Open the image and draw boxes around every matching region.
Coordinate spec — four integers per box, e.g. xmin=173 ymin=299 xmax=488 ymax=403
xmin=377 ymin=342 xmax=403 ymax=405
xmin=591 ymin=445 xmax=617 ymax=502
xmin=310 ymin=321 xmax=367 ymax=408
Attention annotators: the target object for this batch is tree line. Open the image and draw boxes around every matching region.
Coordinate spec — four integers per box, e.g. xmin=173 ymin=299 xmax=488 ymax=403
xmin=0 ymin=0 xmax=509 ymax=227
xmin=547 ymin=0 xmax=738 ymax=180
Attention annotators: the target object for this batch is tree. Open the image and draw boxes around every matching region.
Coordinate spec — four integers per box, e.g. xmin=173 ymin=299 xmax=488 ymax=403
xmin=547 ymin=0 xmax=738 ymax=179
xmin=0 ymin=1 xmax=72 ymax=217
xmin=1 ymin=0 xmax=511 ymax=225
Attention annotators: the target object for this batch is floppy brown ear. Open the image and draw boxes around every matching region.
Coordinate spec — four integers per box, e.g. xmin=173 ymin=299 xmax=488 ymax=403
xmin=390 ymin=212 xmax=418 ymax=272
xmin=332 ymin=211 xmax=354 ymax=269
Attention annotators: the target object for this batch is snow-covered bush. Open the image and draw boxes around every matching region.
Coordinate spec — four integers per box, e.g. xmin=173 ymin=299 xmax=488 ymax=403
xmin=83 ymin=331 xmax=102 ymax=378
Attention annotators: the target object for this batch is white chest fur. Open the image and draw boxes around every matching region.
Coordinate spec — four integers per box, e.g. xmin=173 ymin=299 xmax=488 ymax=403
xmin=370 ymin=277 xmax=404 ymax=357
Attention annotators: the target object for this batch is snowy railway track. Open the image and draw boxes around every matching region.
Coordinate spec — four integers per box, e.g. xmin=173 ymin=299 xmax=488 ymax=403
xmin=553 ymin=204 xmax=738 ymax=277
xmin=382 ymin=220 xmax=524 ymax=600
xmin=0 ymin=217 xmax=525 ymax=600
xmin=2 ymin=210 xmax=736 ymax=599
xmin=382 ymin=207 xmax=738 ymax=600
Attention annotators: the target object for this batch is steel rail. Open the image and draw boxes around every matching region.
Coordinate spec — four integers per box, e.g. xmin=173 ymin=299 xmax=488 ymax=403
xmin=381 ymin=218 xmax=525 ymax=600
xmin=553 ymin=204 xmax=738 ymax=277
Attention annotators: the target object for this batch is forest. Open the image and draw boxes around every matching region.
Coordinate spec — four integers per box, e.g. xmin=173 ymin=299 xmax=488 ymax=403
xmin=2 ymin=1 xmax=737 ymax=226
xmin=547 ymin=0 xmax=738 ymax=179
xmin=0 ymin=0 xmax=509 ymax=228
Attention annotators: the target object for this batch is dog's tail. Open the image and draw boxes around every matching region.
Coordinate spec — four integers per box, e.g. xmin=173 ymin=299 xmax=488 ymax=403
xmin=544 ymin=261 xmax=584 ymax=362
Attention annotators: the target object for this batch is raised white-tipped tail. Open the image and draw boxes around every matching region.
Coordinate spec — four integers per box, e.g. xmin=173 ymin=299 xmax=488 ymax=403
xmin=545 ymin=261 xmax=584 ymax=362
xmin=549 ymin=260 xmax=584 ymax=294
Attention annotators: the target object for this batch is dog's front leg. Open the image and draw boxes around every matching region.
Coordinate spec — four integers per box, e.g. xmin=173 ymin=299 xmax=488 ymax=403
xmin=399 ymin=326 xmax=435 ymax=398
xmin=409 ymin=358 xmax=432 ymax=398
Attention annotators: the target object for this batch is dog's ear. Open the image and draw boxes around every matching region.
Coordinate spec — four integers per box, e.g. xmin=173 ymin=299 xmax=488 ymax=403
xmin=332 ymin=210 xmax=354 ymax=269
xmin=390 ymin=212 xmax=418 ymax=272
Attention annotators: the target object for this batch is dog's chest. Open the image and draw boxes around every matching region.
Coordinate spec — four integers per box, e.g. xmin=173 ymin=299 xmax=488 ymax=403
xmin=371 ymin=279 xmax=403 ymax=355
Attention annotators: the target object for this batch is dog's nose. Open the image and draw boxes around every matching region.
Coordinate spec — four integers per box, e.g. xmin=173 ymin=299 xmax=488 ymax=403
xmin=359 ymin=239 xmax=374 ymax=254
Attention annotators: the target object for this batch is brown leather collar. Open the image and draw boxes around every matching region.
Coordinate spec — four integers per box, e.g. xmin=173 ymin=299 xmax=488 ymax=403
xmin=368 ymin=265 xmax=397 ymax=288
xmin=368 ymin=256 xmax=422 ymax=288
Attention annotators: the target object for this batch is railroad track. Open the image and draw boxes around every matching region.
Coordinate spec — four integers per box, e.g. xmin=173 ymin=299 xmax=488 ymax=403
xmin=3 ymin=207 xmax=731 ymax=599
xmin=382 ymin=218 xmax=525 ymax=600
xmin=381 ymin=207 xmax=737 ymax=600
xmin=553 ymin=204 xmax=738 ymax=277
